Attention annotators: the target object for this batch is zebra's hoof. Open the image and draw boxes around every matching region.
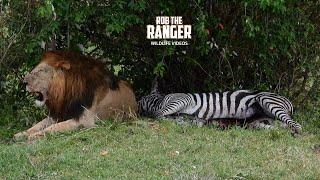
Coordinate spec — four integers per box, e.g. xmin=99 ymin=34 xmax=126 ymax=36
xmin=291 ymin=127 xmax=302 ymax=137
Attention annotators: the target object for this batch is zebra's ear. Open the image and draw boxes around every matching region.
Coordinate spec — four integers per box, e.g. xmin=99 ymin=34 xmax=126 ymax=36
xmin=150 ymin=76 xmax=160 ymax=94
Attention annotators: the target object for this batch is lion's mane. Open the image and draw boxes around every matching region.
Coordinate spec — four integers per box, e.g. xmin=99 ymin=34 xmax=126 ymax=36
xmin=42 ymin=51 xmax=119 ymax=121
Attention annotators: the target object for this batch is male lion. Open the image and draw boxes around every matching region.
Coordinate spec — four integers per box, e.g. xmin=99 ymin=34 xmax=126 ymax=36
xmin=14 ymin=51 xmax=138 ymax=140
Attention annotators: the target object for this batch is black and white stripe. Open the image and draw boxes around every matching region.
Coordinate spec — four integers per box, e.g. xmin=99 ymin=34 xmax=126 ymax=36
xmin=255 ymin=92 xmax=300 ymax=132
xmin=138 ymin=91 xmax=164 ymax=117
xmin=138 ymin=90 xmax=302 ymax=133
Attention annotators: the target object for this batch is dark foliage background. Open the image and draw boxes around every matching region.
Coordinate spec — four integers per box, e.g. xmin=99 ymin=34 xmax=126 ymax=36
xmin=0 ymin=0 xmax=319 ymax=139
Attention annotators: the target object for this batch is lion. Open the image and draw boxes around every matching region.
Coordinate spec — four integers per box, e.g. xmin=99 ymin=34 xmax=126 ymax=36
xmin=14 ymin=51 xmax=138 ymax=141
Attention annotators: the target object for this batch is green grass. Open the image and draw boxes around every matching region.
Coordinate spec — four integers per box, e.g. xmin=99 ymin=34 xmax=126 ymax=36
xmin=0 ymin=119 xmax=320 ymax=179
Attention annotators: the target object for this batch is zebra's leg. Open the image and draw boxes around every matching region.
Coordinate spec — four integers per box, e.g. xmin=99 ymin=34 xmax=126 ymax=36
xmin=256 ymin=96 xmax=302 ymax=134
xmin=247 ymin=117 xmax=275 ymax=130
xmin=168 ymin=115 xmax=190 ymax=126
xmin=270 ymin=109 xmax=301 ymax=133
xmin=189 ymin=116 xmax=206 ymax=127
xmin=173 ymin=115 xmax=207 ymax=127
xmin=160 ymin=115 xmax=195 ymax=126
xmin=154 ymin=101 xmax=188 ymax=118
xmin=157 ymin=113 xmax=207 ymax=127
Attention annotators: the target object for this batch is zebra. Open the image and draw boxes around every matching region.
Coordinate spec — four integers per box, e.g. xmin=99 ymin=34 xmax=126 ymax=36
xmin=138 ymin=82 xmax=301 ymax=133
xmin=138 ymin=90 xmax=274 ymax=129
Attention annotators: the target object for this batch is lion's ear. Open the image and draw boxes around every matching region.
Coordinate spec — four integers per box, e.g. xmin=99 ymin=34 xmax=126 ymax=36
xmin=54 ymin=61 xmax=71 ymax=70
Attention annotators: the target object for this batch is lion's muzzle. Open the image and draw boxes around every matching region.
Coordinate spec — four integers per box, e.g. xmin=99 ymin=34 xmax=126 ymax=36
xmin=23 ymin=73 xmax=47 ymax=107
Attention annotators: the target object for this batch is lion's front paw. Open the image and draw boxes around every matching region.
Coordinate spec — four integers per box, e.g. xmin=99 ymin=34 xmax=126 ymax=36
xmin=28 ymin=132 xmax=45 ymax=141
xmin=13 ymin=131 xmax=29 ymax=142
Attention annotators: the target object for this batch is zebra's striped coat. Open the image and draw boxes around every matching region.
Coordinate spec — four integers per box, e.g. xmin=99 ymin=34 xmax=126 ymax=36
xmin=138 ymin=90 xmax=301 ymax=133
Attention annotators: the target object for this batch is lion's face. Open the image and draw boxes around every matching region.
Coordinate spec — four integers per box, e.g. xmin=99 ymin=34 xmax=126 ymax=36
xmin=24 ymin=63 xmax=55 ymax=107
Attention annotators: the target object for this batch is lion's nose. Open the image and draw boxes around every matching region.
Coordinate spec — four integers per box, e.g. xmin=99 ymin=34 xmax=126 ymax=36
xmin=22 ymin=75 xmax=29 ymax=85
xmin=22 ymin=81 xmax=28 ymax=87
